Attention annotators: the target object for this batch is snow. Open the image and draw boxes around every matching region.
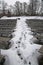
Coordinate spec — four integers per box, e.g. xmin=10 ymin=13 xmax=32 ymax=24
xmin=1 ymin=17 xmax=42 ymax=65
xmin=1 ymin=16 xmax=8 ymax=19
xmin=1 ymin=16 xmax=43 ymax=20
xmin=1 ymin=16 xmax=17 ymax=20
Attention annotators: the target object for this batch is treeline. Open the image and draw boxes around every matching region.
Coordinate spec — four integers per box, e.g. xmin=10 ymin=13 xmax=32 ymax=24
xmin=0 ymin=0 xmax=43 ymax=17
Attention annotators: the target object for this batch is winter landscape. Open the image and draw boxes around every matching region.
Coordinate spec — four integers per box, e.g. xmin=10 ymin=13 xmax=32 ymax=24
xmin=0 ymin=0 xmax=43 ymax=65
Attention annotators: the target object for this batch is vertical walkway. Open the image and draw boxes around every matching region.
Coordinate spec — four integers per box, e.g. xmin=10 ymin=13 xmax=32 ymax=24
xmin=1 ymin=17 xmax=42 ymax=65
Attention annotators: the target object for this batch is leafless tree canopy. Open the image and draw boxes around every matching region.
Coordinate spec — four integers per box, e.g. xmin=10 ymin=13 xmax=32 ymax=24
xmin=0 ymin=0 xmax=43 ymax=16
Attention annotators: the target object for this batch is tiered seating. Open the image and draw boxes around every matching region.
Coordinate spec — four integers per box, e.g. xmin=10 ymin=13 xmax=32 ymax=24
xmin=26 ymin=19 xmax=43 ymax=33
xmin=0 ymin=19 xmax=17 ymax=37
xmin=26 ymin=19 xmax=43 ymax=44
xmin=0 ymin=19 xmax=17 ymax=49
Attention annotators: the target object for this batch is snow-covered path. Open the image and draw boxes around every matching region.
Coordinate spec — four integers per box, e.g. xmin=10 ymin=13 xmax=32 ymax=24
xmin=1 ymin=17 xmax=42 ymax=65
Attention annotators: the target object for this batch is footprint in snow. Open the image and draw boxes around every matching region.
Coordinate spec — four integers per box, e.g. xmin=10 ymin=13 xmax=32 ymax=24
xmin=19 ymin=37 xmax=22 ymax=42
xmin=17 ymin=49 xmax=24 ymax=60
xmin=29 ymin=61 xmax=31 ymax=65
xmin=23 ymin=59 xmax=27 ymax=64
xmin=21 ymin=43 xmax=26 ymax=49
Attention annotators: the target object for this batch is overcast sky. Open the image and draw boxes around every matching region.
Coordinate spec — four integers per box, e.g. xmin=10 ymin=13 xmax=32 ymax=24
xmin=4 ymin=0 xmax=30 ymax=5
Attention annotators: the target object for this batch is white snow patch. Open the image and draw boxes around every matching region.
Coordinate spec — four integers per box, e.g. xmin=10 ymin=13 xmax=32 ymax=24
xmin=1 ymin=16 xmax=43 ymax=20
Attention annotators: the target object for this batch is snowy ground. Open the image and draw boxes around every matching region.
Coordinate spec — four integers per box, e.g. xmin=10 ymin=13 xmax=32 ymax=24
xmin=1 ymin=17 xmax=42 ymax=65
xmin=1 ymin=16 xmax=43 ymax=20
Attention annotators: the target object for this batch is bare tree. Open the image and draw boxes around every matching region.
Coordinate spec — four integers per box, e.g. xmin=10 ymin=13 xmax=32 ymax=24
xmin=27 ymin=4 xmax=32 ymax=15
xmin=15 ymin=1 xmax=20 ymax=16
xmin=19 ymin=3 xmax=22 ymax=15
xmin=23 ymin=2 xmax=27 ymax=15
xmin=15 ymin=1 xmax=27 ymax=16
xmin=29 ymin=0 xmax=38 ymax=15
xmin=2 ymin=1 xmax=7 ymax=15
